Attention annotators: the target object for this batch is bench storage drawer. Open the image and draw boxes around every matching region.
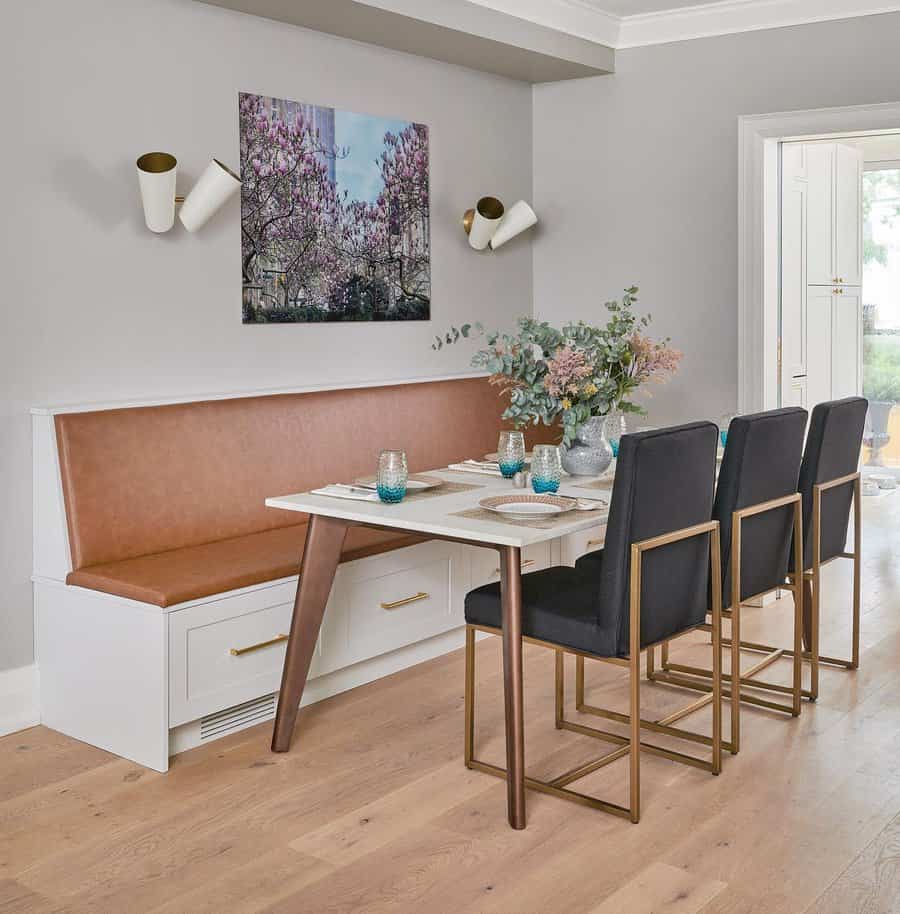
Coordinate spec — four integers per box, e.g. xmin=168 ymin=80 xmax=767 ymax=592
xmin=168 ymin=579 xmax=336 ymax=727
xmin=335 ymin=541 xmax=468 ymax=668
xmin=469 ymin=540 xmax=553 ymax=591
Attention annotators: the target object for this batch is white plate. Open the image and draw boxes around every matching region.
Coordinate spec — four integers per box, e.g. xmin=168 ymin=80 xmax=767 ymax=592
xmin=479 ymin=494 xmax=577 ymax=516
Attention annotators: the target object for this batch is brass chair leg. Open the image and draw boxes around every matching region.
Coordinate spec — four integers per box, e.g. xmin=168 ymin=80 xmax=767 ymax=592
xmin=730 ymin=510 xmax=742 ymax=755
xmin=791 ymin=497 xmax=804 ymax=716
xmin=851 ymin=474 xmax=862 ymax=671
xmin=555 ymin=650 xmax=564 ymax=730
xmin=575 ymin=655 xmax=585 ymax=710
xmin=629 ymin=541 xmax=642 ymax=823
xmin=464 ymin=625 xmax=475 ymax=768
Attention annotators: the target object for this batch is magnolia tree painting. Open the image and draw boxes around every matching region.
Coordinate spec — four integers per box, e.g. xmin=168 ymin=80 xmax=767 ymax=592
xmin=239 ymin=92 xmax=430 ymax=323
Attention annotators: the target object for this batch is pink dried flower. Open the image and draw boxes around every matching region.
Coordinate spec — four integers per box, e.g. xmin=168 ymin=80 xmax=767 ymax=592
xmin=629 ymin=332 xmax=682 ymax=385
xmin=544 ymin=346 xmax=592 ymax=398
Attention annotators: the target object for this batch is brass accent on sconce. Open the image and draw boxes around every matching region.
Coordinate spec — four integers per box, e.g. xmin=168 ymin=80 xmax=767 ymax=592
xmin=136 ymin=152 xmax=177 ymax=173
xmin=463 ymin=208 xmax=475 ymax=235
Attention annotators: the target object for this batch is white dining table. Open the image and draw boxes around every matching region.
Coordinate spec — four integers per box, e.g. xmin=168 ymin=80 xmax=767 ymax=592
xmin=266 ymin=466 xmax=611 ymax=830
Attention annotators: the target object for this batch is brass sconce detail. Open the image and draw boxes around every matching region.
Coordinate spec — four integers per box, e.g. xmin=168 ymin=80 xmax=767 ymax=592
xmin=463 ymin=195 xmax=537 ymax=251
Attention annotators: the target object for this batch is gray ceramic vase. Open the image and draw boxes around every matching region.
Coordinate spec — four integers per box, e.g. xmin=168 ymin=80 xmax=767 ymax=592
xmin=560 ymin=415 xmax=613 ymax=476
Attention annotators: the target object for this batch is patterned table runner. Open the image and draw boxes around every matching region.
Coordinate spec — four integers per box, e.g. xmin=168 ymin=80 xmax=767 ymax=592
xmin=351 ymin=476 xmax=485 ymax=501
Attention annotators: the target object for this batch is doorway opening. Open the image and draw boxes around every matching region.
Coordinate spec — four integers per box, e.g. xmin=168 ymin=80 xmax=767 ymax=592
xmin=776 ymin=128 xmax=900 ymax=479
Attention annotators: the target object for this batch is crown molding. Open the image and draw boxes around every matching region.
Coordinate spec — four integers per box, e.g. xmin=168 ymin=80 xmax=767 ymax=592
xmin=462 ymin=0 xmax=621 ymax=45
xmin=467 ymin=0 xmax=900 ymax=50
xmin=616 ymin=0 xmax=900 ymax=49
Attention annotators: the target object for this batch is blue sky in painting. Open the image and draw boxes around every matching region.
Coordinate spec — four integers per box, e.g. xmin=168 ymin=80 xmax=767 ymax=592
xmin=334 ymin=110 xmax=411 ymax=205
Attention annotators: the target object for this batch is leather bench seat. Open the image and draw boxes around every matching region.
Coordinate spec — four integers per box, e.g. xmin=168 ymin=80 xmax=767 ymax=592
xmin=54 ymin=378 xmax=559 ymax=608
xmin=66 ymin=524 xmax=428 ymax=607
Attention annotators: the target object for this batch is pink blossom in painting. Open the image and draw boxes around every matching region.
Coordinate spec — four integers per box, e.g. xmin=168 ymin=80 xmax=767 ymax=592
xmin=239 ymin=92 xmax=430 ymax=323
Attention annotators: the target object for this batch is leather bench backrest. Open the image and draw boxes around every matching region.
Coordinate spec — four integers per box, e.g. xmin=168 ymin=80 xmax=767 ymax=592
xmin=56 ymin=377 xmax=529 ymax=570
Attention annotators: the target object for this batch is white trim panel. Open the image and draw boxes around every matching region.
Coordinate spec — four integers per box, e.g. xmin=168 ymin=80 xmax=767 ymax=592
xmin=0 ymin=665 xmax=40 ymax=738
xmin=31 ymin=370 xmax=490 ymax=416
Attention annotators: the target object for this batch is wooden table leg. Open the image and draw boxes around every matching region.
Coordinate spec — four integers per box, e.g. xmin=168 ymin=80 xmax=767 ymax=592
xmin=271 ymin=515 xmax=349 ymax=752
xmin=499 ymin=545 xmax=526 ymax=829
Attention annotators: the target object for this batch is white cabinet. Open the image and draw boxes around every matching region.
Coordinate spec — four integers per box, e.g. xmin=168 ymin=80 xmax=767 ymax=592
xmin=780 ymin=141 xmax=863 ymax=408
xmin=832 ymin=287 xmax=862 ymax=399
xmin=804 ymin=143 xmax=863 ymax=287
xmin=834 ymin=144 xmax=863 ymax=287
xmin=806 ymin=287 xmax=835 ymax=410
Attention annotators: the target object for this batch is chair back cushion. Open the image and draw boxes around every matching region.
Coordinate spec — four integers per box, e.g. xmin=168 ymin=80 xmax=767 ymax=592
xmin=796 ymin=397 xmax=868 ymax=570
xmin=55 ymin=377 xmax=546 ymax=570
xmin=597 ymin=422 xmax=718 ymax=656
xmin=713 ymin=407 xmax=807 ymax=604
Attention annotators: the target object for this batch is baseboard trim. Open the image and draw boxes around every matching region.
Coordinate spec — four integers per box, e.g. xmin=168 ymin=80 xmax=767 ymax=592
xmin=0 ymin=664 xmax=40 ymax=737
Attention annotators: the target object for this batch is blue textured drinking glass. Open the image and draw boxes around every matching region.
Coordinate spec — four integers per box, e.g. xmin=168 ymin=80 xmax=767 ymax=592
xmin=376 ymin=449 xmax=408 ymax=503
xmin=497 ymin=430 xmax=526 ymax=478
xmin=531 ymin=444 xmax=562 ymax=493
xmin=605 ymin=412 xmax=627 ymax=459
xmin=719 ymin=413 xmax=736 ymax=448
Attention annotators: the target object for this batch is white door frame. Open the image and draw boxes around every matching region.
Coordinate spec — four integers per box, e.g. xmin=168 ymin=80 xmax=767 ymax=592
xmin=737 ymin=101 xmax=900 ymax=413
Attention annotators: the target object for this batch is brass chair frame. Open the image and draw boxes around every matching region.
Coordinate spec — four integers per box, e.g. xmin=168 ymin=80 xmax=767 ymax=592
xmin=578 ymin=493 xmax=804 ymax=756
xmin=465 ymin=520 xmax=722 ymax=825
xmin=718 ymin=472 xmax=861 ymax=702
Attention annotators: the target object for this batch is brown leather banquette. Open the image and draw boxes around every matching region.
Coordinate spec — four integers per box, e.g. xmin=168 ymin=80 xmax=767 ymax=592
xmin=56 ymin=377 xmax=554 ymax=607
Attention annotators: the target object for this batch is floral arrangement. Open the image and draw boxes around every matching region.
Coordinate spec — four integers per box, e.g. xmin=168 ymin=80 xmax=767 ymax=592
xmin=433 ymin=287 xmax=681 ymax=446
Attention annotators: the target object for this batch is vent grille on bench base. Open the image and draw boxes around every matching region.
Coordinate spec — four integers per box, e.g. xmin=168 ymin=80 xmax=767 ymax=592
xmin=200 ymin=693 xmax=276 ymax=741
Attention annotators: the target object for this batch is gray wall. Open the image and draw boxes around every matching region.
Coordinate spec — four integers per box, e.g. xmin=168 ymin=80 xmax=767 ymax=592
xmin=533 ymin=12 xmax=900 ymax=426
xmin=0 ymin=0 xmax=534 ymax=673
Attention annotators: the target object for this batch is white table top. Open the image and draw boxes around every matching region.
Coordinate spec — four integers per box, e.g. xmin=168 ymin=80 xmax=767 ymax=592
xmin=266 ymin=468 xmax=610 ymax=549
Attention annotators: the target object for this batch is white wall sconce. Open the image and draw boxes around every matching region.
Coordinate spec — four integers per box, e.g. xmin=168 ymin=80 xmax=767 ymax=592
xmin=463 ymin=196 xmax=537 ymax=251
xmin=136 ymin=153 xmax=240 ymax=233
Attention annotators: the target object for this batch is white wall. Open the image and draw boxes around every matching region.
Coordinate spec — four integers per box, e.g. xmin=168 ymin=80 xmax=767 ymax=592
xmin=533 ymin=12 xmax=900 ymax=427
xmin=0 ymin=0 xmax=534 ymax=673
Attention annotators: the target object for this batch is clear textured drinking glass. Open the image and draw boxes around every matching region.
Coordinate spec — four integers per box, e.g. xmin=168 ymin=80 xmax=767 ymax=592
xmin=497 ymin=430 xmax=526 ymax=478
xmin=376 ymin=449 xmax=408 ymax=503
xmin=605 ymin=412 xmax=627 ymax=459
xmin=531 ymin=444 xmax=562 ymax=493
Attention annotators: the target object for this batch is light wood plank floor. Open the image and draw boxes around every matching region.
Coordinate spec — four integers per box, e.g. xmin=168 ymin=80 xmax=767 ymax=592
xmin=2 ymin=493 xmax=898 ymax=913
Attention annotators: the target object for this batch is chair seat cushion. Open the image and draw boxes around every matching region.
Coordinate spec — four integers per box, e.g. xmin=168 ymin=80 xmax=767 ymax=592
xmin=464 ymin=565 xmax=609 ymax=656
xmin=66 ymin=524 xmax=428 ymax=607
xmin=574 ymin=548 xmax=604 ymax=576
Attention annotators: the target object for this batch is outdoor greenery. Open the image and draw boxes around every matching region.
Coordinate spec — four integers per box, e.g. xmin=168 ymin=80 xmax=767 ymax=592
xmin=864 ymin=335 xmax=900 ymax=403
xmin=433 ymin=287 xmax=681 ymax=446
xmin=863 ymin=169 xmax=900 ymax=267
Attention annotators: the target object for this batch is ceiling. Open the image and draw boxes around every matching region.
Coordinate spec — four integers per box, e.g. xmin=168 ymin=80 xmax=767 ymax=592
xmin=464 ymin=0 xmax=900 ymax=48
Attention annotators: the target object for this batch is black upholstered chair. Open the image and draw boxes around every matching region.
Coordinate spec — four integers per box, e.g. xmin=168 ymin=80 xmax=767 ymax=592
xmin=464 ymin=422 xmax=722 ymax=824
xmin=796 ymin=398 xmax=867 ymax=698
xmin=643 ymin=408 xmax=808 ymax=755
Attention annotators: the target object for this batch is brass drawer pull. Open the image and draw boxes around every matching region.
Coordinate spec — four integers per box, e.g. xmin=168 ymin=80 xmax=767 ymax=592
xmin=587 ymin=539 xmax=604 ymax=548
xmin=381 ymin=592 xmax=430 ymax=610
xmin=230 ymin=633 xmax=288 ymax=656
xmin=492 ymin=559 xmax=536 ymax=576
